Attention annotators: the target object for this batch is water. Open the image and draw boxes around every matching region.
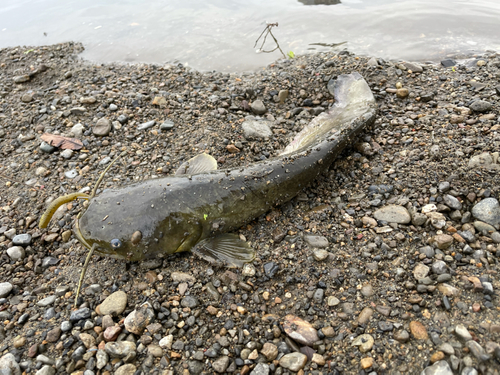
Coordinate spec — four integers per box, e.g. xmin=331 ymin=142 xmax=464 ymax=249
xmin=1 ymin=0 xmax=499 ymax=72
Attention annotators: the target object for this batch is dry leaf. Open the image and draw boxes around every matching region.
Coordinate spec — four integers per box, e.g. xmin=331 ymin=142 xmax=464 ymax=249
xmin=41 ymin=133 xmax=83 ymax=150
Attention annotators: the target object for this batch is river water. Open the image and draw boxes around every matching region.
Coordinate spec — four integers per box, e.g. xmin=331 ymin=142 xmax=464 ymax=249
xmin=1 ymin=0 xmax=499 ymax=72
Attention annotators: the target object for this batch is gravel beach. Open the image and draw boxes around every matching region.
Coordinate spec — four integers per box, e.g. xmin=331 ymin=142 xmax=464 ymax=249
xmin=0 ymin=42 xmax=499 ymax=375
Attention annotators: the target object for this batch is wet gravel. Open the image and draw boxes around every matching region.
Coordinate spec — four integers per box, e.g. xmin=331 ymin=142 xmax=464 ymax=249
xmin=0 ymin=42 xmax=500 ymax=375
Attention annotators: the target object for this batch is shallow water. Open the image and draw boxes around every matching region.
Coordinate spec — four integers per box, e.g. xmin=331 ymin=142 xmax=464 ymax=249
xmin=1 ymin=0 xmax=499 ymax=71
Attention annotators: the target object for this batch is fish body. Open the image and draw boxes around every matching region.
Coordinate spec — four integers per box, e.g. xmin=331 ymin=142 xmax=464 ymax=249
xmin=77 ymin=72 xmax=376 ymax=264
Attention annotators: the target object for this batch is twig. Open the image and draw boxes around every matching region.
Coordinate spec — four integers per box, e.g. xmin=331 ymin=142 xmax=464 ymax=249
xmin=254 ymin=22 xmax=286 ymax=59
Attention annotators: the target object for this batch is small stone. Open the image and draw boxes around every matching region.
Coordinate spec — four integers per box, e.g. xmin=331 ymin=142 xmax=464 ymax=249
xmin=171 ymin=272 xmax=196 ymax=284
xmin=60 ymin=149 xmax=73 ymax=159
xmin=421 ymin=360 xmax=453 ymax=375
xmin=455 ymin=324 xmax=472 ymax=341
xmin=396 ymin=88 xmax=409 ymax=98
xmin=70 ymin=307 xmax=91 ymax=322
xmin=357 ymin=307 xmax=374 ymax=325
xmin=96 ymin=349 xmax=108 ymax=369
xmin=105 ymin=341 xmax=136 ymax=358
xmin=93 ymin=118 xmax=112 ymax=136
xmin=35 ymin=365 xmax=55 ymax=375
xmin=99 ymin=291 xmax=127 ymax=316
xmin=250 ymin=100 xmax=266 ymax=115
xmin=466 ymin=340 xmax=490 ymax=361
xmin=242 ymin=263 xmax=256 ymax=277
xmin=212 ymin=356 xmax=230 ymax=373
xmin=312 ymin=249 xmax=329 ymax=261
xmin=471 ymin=198 xmax=500 ymax=227
xmin=148 ymin=344 xmax=163 ymax=357
xmin=279 ymin=352 xmax=308 ymax=372
xmin=413 ymin=263 xmax=430 ymax=280
xmin=115 ymin=364 xmax=137 ymax=375
xmin=160 ymin=120 xmax=174 ymax=131
xmin=409 ymin=321 xmax=428 ymax=340
xmin=251 ymin=363 xmax=269 ymax=375
xmin=241 ymin=119 xmax=273 ymax=139
xmin=360 ymin=357 xmax=374 ymax=369
xmin=226 ymin=144 xmax=240 ymax=153
xmin=37 ymin=295 xmax=56 ymax=307
xmin=260 ymin=343 xmax=278 ymax=360
xmin=430 ymin=351 xmax=445 ymax=363
xmin=46 ymin=327 xmax=61 ymax=343
xmin=137 ymin=120 xmax=155 ymax=130
xmin=7 ymin=246 xmax=25 ymax=260
xmin=394 ymin=330 xmax=410 ymax=343
xmin=12 ymin=233 xmax=31 ymax=245
xmin=103 ymin=326 xmax=121 ymax=341
xmin=304 ymin=235 xmax=329 ymax=248
xmin=124 ymin=303 xmax=154 ymax=335
xmin=327 ymin=296 xmax=340 ymax=306
xmin=0 ymin=353 xmax=21 ymax=375
xmin=283 ymin=315 xmax=319 ymax=345
xmin=159 ymin=334 xmax=173 ymax=349
xmin=469 ymin=100 xmax=492 ymax=112
xmin=13 ymin=336 xmax=26 ymax=348
xmin=434 ymin=234 xmax=454 ymax=250
xmin=373 ymin=205 xmax=411 ymax=224
xmin=40 ymin=142 xmax=56 ymax=153
xmin=443 ymin=195 xmax=462 ymax=210
xmin=352 ymin=334 xmax=374 ymax=352
xmin=79 ymin=332 xmax=95 ymax=348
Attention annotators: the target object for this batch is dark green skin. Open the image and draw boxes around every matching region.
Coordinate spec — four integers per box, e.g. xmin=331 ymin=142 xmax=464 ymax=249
xmin=78 ymin=73 xmax=377 ymax=261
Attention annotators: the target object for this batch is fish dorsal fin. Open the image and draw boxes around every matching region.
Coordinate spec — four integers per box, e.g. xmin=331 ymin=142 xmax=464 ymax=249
xmin=192 ymin=233 xmax=255 ymax=267
xmin=175 ymin=153 xmax=217 ymax=175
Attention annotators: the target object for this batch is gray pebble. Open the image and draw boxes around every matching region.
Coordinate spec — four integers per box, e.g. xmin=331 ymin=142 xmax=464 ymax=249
xmin=469 ymin=100 xmax=492 ymax=112
xmin=443 ymin=194 xmax=462 ymax=210
xmin=471 ymin=198 xmax=500 ymax=227
xmin=420 ymin=360 xmax=453 ymax=375
xmin=60 ymin=149 xmax=73 ymax=159
xmin=251 ymin=363 xmax=270 ymax=375
xmin=35 ymin=365 xmax=55 ymax=375
xmin=137 ymin=120 xmax=155 ymax=130
xmin=181 ymin=296 xmax=198 ymax=308
xmin=109 ymin=104 xmax=118 ymax=111
xmin=160 ymin=120 xmax=174 ymax=131
xmin=431 ymin=260 xmax=447 ymax=275
xmin=37 ymin=295 xmax=56 ymax=307
xmin=241 ymin=119 xmax=273 ymax=139
xmin=40 ymin=141 xmax=56 ymax=153
xmin=455 ymin=324 xmax=472 ymax=341
xmin=250 ymin=100 xmax=266 ymax=115
xmin=0 ymin=353 xmax=20 ymax=375
xmin=12 ymin=233 xmax=31 ymax=246
xmin=64 ymin=169 xmax=78 ymax=179
xmin=70 ymin=307 xmax=91 ymax=322
xmin=0 ymin=282 xmax=13 ymax=298
xmin=304 ymin=235 xmax=329 ymax=248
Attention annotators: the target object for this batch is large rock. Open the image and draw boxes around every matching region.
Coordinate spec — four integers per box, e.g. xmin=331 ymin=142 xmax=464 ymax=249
xmin=0 ymin=353 xmax=21 ymax=375
xmin=283 ymin=315 xmax=319 ymax=345
xmin=279 ymin=352 xmax=308 ymax=372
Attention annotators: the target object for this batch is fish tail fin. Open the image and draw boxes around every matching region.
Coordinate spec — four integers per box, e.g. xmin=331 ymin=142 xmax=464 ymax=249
xmin=281 ymin=72 xmax=375 ymax=155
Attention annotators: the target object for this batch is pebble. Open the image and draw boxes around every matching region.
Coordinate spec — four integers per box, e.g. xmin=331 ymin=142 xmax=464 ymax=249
xmin=250 ymin=100 xmax=266 ymax=115
xmin=137 ymin=120 xmax=155 ymax=130
xmin=7 ymin=246 xmax=25 ymax=260
xmin=36 ymin=365 xmax=56 ymax=375
xmin=114 ymin=364 xmax=136 ymax=375
xmin=212 ymin=356 xmax=230 ymax=373
xmin=351 ymin=334 xmax=374 ymax=352
xmin=64 ymin=169 xmax=78 ymax=179
xmin=443 ymin=194 xmax=462 ymax=210
xmin=413 ymin=263 xmax=430 ymax=280
xmin=160 ymin=120 xmax=174 ymax=131
xmin=360 ymin=357 xmax=374 ymax=369
xmin=0 ymin=353 xmax=21 ymax=375
xmin=455 ymin=324 xmax=472 ymax=341
xmin=471 ymin=198 xmax=500 ymax=227
xmin=98 ymin=291 xmax=127 ymax=316
xmin=70 ymin=307 xmax=91 ymax=322
xmin=60 ymin=149 xmax=73 ymax=159
xmin=469 ymin=100 xmax=492 ymax=112
xmin=373 ymin=205 xmax=411 ymax=224
xmin=283 ymin=315 xmax=319 ymax=345
xmin=37 ymin=295 xmax=56 ymax=307
xmin=40 ymin=141 xmax=56 ymax=153
xmin=124 ymin=303 xmax=154 ymax=335
xmin=12 ymin=233 xmax=31 ymax=245
xmin=93 ymin=118 xmax=112 ymax=136
xmin=241 ymin=119 xmax=273 ymax=139
xmin=303 ymin=235 xmax=329 ymax=248
xmin=251 ymin=363 xmax=270 ymax=375
xmin=278 ymin=352 xmax=308 ymax=372
xmin=409 ymin=321 xmax=428 ymax=340
xmin=434 ymin=234 xmax=453 ymax=249
xmin=420 ymin=360 xmax=453 ymax=375
xmin=261 ymin=343 xmax=278 ymax=360
xmin=312 ymin=249 xmax=329 ymax=261
xmin=105 ymin=341 xmax=136 ymax=358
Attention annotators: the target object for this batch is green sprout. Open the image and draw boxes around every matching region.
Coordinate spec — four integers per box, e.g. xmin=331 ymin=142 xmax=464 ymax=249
xmin=287 ymin=51 xmax=295 ymax=59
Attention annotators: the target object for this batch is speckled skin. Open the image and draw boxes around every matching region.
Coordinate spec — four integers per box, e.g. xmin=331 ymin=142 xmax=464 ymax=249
xmin=77 ymin=73 xmax=376 ymax=261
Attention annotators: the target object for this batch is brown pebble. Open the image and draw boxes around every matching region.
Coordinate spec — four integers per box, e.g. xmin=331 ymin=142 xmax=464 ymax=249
xmin=409 ymin=321 xmax=428 ymax=340
xmin=28 ymin=343 xmax=38 ymax=358
xmin=360 ymin=357 xmax=374 ymax=369
xmin=104 ymin=326 xmax=122 ymax=341
xmin=430 ymin=351 xmax=445 ymax=363
xmin=472 ymin=302 xmax=481 ymax=312
xmin=226 ymin=144 xmax=240 ymax=153
xmin=207 ymin=305 xmax=218 ymax=315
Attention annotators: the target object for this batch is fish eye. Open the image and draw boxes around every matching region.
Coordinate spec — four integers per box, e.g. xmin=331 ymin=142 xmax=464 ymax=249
xmin=110 ymin=239 xmax=122 ymax=248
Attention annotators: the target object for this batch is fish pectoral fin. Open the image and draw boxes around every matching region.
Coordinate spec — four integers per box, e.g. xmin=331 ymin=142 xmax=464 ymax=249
xmin=192 ymin=234 xmax=255 ymax=268
xmin=175 ymin=153 xmax=217 ymax=175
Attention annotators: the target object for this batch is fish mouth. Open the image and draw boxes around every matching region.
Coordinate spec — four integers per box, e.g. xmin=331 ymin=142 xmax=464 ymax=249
xmin=74 ymin=215 xmax=93 ymax=250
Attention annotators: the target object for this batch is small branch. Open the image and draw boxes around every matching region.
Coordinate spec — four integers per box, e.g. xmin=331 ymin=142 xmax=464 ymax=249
xmin=254 ymin=22 xmax=286 ymax=59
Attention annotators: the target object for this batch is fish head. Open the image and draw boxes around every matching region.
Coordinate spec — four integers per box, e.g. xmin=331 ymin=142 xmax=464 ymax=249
xmin=76 ymin=184 xmax=203 ymax=261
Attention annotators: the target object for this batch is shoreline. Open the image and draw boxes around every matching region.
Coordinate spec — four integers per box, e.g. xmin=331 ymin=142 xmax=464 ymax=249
xmin=0 ymin=42 xmax=499 ymax=375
